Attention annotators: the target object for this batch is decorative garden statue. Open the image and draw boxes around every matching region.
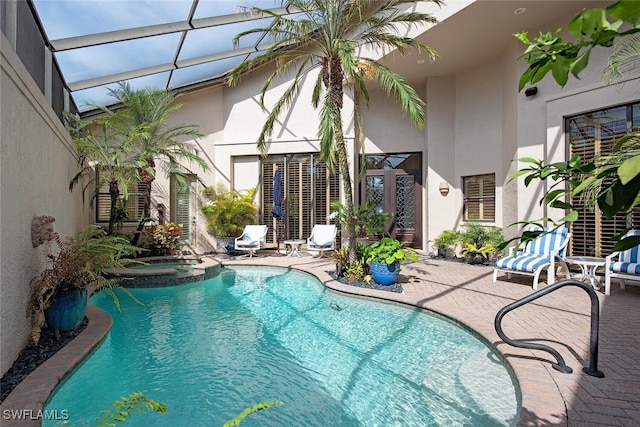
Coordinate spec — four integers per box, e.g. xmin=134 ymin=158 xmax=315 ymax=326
xmin=31 ymin=215 xmax=56 ymax=248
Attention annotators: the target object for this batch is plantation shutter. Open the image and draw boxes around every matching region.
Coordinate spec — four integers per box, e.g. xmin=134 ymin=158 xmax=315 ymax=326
xmin=568 ymin=102 xmax=640 ymax=256
xmin=463 ymin=174 xmax=495 ymax=221
xmin=95 ymin=174 xmax=144 ymax=222
xmin=173 ymin=176 xmax=194 ymax=243
xmin=261 ymin=154 xmax=340 ymax=246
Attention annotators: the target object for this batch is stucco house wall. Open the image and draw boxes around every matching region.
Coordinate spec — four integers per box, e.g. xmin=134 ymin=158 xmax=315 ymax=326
xmin=1 ymin=33 xmax=90 ymax=374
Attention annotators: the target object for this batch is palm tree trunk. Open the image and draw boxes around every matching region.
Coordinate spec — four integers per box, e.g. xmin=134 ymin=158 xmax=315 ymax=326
xmin=333 ymin=113 xmax=357 ymax=265
xmin=108 ymin=179 xmax=120 ymax=235
xmin=131 ymin=162 xmax=155 ymax=247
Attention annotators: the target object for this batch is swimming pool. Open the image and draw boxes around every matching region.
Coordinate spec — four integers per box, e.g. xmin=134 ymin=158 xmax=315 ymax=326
xmin=44 ymin=266 xmax=520 ymax=426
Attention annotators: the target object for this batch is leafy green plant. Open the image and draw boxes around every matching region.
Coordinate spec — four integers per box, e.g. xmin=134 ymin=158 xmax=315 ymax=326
xmin=28 ymin=225 xmax=142 ymax=344
xmin=223 ymin=400 xmax=282 ymax=427
xmin=515 ymin=1 xmax=640 ymax=90
xmin=330 ymin=200 xmax=393 ymax=239
xmin=201 ymin=183 xmax=258 ymax=238
xmin=55 ymin=391 xmax=166 ymax=426
xmin=365 ymin=237 xmax=418 ymax=266
xmin=141 ymin=221 xmax=183 ymax=255
xmin=461 ymin=242 xmax=498 ymax=264
xmin=330 ymin=247 xmax=351 ymax=277
xmin=432 ymin=229 xmax=460 ymax=256
xmin=509 ymin=0 xmax=640 ymax=252
xmin=95 ymin=391 xmax=167 ymax=426
xmin=458 ymin=222 xmax=504 ymax=264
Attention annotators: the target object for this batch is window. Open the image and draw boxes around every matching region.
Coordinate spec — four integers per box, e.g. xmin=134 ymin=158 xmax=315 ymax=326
xmin=96 ymin=176 xmax=145 ymax=223
xmin=463 ymin=173 xmax=495 ymax=221
xmin=567 ymin=102 xmax=640 ymax=256
xmin=172 ymin=175 xmax=195 ymax=243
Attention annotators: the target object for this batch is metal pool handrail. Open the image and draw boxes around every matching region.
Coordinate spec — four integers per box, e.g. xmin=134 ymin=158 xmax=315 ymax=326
xmin=494 ymin=279 xmax=604 ymax=378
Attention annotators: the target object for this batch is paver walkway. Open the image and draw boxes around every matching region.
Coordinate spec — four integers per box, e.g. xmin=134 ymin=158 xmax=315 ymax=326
xmin=2 ymin=252 xmax=638 ymax=426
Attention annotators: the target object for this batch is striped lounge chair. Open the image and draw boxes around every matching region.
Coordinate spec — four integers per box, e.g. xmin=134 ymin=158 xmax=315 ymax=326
xmin=493 ymin=226 xmax=571 ymax=289
xmin=604 ymin=229 xmax=640 ymax=296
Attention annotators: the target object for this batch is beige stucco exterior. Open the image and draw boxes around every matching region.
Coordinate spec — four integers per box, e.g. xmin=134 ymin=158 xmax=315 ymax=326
xmin=1 ymin=33 xmax=92 ymax=374
xmin=2 ymin=0 xmax=638 ymax=376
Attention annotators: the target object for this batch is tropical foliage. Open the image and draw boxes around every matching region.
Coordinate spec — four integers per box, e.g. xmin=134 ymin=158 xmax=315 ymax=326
xmin=432 ymin=229 xmax=460 ymax=255
xmin=66 ymin=114 xmax=144 ymax=235
xmin=67 ymin=82 xmax=210 ymax=243
xmin=201 ymin=184 xmax=259 ymax=237
xmin=458 ymin=222 xmax=504 ymax=264
xmin=330 ymin=200 xmax=393 ymax=239
xmin=515 ymin=0 xmax=640 ymax=90
xmin=94 ymin=391 xmax=167 ymax=427
xmin=228 ymin=0 xmax=440 ymax=263
xmin=511 ymin=0 xmax=640 ymax=251
xmin=141 ymin=222 xmax=184 ymax=255
xmin=223 ymin=400 xmax=282 ymax=427
xmin=364 ymin=237 xmax=418 ymax=265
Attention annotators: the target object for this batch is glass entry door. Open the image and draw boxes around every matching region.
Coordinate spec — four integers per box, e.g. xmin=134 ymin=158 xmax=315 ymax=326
xmin=361 ymin=153 xmax=422 ymax=248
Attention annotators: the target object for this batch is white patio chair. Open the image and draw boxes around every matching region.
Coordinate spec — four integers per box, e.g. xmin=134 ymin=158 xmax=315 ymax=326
xmin=493 ymin=226 xmax=571 ymax=289
xmin=307 ymin=224 xmax=337 ymax=258
xmin=234 ymin=225 xmax=268 ymax=258
xmin=604 ymin=229 xmax=640 ymax=296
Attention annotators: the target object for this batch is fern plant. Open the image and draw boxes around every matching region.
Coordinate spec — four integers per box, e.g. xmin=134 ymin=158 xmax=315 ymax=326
xmin=28 ymin=225 xmax=142 ymax=343
xmin=95 ymin=391 xmax=167 ymax=427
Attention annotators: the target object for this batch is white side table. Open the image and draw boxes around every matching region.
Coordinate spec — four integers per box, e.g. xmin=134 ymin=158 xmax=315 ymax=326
xmin=565 ymin=256 xmax=606 ymax=290
xmin=284 ymin=240 xmax=305 ymax=258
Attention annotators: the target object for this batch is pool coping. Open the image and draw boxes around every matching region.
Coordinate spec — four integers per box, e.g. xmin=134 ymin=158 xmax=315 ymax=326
xmin=1 ymin=256 xmax=558 ymax=426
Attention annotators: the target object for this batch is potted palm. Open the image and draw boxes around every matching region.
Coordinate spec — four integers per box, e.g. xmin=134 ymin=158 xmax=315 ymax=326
xmin=364 ymin=237 xmax=418 ymax=286
xmin=28 ymin=225 xmax=141 ymax=344
xmin=201 ymin=184 xmax=259 ymax=252
xmin=432 ymin=229 xmax=460 ymax=258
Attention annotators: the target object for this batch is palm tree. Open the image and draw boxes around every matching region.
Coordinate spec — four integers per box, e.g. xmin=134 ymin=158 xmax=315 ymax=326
xmin=228 ymin=0 xmax=439 ymax=263
xmin=67 ymin=113 xmax=144 ymax=235
xmin=101 ymin=82 xmax=210 ymax=244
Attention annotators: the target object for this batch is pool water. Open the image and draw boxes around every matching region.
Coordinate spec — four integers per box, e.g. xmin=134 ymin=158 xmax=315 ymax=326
xmin=44 ymin=267 xmax=520 ymax=426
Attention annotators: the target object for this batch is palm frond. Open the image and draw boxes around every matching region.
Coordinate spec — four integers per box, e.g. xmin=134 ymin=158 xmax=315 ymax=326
xmin=603 ymin=34 xmax=640 ymax=84
xmin=368 ymin=60 xmax=426 ymax=128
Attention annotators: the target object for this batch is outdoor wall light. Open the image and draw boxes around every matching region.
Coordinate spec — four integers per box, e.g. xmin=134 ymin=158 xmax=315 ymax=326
xmin=439 ymin=181 xmax=450 ymax=196
xmin=525 ymin=86 xmax=538 ymax=97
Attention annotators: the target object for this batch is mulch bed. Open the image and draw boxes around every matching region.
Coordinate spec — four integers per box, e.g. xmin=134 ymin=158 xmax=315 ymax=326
xmin=328 ymin=271 xmax=404 ymax=293
xmin=0 ymin=318 xmax=88 ymax=403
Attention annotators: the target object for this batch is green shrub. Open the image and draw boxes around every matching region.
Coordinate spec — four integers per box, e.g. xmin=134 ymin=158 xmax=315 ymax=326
xmin=201 ymin=183 xmax=258 ymax=237
xmin=459 ymin=222 xmax=505 ymax=263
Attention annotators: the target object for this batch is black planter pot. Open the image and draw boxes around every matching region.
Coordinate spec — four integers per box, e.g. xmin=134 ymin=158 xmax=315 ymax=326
xmin=44 ymin=288 xmax=88 ymax=331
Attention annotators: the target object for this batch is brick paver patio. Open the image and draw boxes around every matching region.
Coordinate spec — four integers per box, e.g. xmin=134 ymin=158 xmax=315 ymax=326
xmin=2 ymin=252 xmax=639 ymax=426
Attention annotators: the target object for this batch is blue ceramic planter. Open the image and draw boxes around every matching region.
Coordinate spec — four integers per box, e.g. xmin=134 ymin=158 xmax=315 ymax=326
xmin=44 ymin=288 xmax=88 ymax=331
xmin=370 ymin=261 xmax=400 ymax=286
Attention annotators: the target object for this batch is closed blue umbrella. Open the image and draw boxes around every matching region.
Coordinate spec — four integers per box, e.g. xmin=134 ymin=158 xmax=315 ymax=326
xmin=273 ymin=168 xmax=284 ymax=218
xmin=273 ymin=169 xmax=284 ymax=252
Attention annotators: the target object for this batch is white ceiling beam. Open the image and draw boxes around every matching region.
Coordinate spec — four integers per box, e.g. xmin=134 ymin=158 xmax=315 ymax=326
xmin=50 ymin=7 xmax=290 ymax=52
